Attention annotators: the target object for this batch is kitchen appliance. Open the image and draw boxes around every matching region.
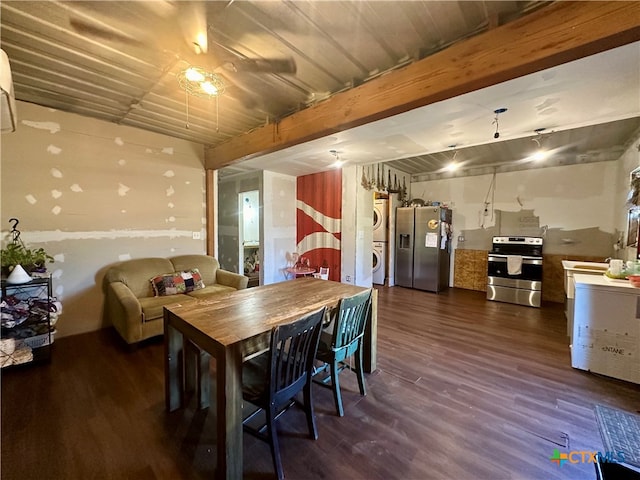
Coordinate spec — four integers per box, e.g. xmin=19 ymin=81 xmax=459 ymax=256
xmin=572 ymin=275 xmax=640 ymax=385
xmin=373 ymin=241 xmax=386 ymax=285
xmin=395 ymin=206 xmax=452 ymax=292
xmin=373 ymin=199 xmax=388 ymax=284
xmin=562 ymin=261 xmax=609 ymax=343
xmin=373 ymin=199 xmax=388 ymax=242
xmin=487 ymin=236 xmax=543 ymax=307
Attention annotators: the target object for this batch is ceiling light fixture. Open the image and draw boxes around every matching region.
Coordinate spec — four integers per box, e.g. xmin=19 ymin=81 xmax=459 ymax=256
xmin=193 ymin=36 xmax=207 ymax=55
xmin=178 ymin=66 xmax=225 ymax=98
xmin=445 ymin=144 xmax=459 ymax=171
xmin=492 ymin=108 xmax=508 ymax=139
xmin=329 ymin=149 xmax=343 ymax=168
xmin=177 ymin=65 xmax=225 ymax=132
xmin=531 ymin=128 xmax=548 ymax=161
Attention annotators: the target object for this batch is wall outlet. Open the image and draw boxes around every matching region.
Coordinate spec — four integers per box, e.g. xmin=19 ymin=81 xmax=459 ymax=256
xmin=192 ymin=231 xmax=201 ymax=240
xmin=345 ymin=275 xmax=352 ymax=283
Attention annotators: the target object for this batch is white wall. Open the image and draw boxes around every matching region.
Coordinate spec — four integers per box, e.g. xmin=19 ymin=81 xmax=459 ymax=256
xmin=262 ymin=171 xmax=297 ymax=285
xmin=341 ymin=166 xmax=357 ymax=285
xmin=1 ymin=101 xmax=206 ymax=338
xmin=341 ymin=165 xmax=374 ymax=287
xmin=412 ymin=161 xmax=620 ymax=258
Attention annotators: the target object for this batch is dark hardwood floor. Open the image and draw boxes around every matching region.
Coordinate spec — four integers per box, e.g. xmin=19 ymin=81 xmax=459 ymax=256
xmin=2 ymin=287 xmax=639 ymax=480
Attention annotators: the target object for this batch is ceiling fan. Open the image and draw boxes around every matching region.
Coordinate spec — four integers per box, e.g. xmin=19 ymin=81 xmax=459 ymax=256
xmin=67 ymin=1 xmax=297 ymax=79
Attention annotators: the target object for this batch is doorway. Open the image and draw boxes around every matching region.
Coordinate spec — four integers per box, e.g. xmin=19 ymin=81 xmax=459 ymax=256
xmin=239 ymin=190 xmax=260 ymax=286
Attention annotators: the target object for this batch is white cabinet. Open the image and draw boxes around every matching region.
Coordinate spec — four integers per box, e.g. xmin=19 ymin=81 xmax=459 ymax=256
xmin=561 ymin=261 xmax=609 ymax=341
xmin=572 ymin=274 xmax=640 ymax=384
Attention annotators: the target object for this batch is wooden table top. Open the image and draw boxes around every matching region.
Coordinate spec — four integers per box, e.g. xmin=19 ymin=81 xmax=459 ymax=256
xmin=164 ymin=277 xmax=367 ymax=348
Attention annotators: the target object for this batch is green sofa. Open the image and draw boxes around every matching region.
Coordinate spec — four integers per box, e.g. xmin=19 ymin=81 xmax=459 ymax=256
xmin=104 ymin=254 xmax=248 ymax=345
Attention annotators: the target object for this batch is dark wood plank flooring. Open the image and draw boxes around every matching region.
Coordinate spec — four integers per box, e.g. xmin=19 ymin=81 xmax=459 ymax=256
xmin=2 ymin=287 xmax=639 ymax=479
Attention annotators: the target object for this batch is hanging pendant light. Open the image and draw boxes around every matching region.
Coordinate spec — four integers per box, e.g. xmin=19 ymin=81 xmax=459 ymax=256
xmin=531 ymin=127 xmax=549 ymax=161
xmin=445 ymin=144 xmax=460 ymax=172
xmin=492 ymin=108 xmax=508 ymax=139
xmin=329 ymin=149 xmax=343 ymax=168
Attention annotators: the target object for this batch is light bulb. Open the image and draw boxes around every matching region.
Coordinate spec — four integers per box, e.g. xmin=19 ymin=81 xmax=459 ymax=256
xmin=185 ymin=67 xmax=205 ymax=82
xmin=200 ymin=81 xmax=218 ymax=95
xmin=532 ymin=150 xmax=547 ymax=161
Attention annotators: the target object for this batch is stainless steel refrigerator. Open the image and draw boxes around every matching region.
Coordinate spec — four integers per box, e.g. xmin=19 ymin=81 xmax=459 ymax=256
xmin=395 ymin=206 xmax=452 ymax=292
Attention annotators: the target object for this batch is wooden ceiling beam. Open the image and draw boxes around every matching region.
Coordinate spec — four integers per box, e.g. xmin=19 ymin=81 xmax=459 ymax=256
xmin=205 ymin=1 xmax=640 ymax=170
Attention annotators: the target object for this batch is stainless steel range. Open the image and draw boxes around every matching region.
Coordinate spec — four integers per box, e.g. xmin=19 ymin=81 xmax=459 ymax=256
xmin=487 ymin=236 xmax=543 ymax=308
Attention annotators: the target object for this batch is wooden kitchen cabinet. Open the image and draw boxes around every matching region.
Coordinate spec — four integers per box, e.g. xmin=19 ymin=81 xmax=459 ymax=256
xmin=453 ymin=249 xmax=487 ymax=291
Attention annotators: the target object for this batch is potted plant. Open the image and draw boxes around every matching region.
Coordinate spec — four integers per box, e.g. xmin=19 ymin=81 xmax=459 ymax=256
xmin=1 ymin=242 xmax=54 ymax=276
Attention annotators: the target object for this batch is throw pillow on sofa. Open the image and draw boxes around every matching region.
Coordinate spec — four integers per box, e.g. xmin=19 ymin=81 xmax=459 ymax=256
xmin=150 ymin=269 xmax=205 ymax=296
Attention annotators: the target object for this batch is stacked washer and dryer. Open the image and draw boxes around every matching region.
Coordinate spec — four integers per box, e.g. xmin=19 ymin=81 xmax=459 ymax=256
xmin=373 ymin=199 xmax=388 ymax=285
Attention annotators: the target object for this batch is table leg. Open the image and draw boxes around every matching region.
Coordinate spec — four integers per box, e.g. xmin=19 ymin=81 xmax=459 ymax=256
xmin=216 ymin=343 xmax=244 ymax=480
xmin=196 ymin=348 xmax=211 ymax=410
xmin=185 ymin=340 xmax=196 ymax=398
xmin=164 ymin=314 xmax=184 ymax=412
xmin=184 ymin=340 xmax=211 ymax=410
xmin=363 ymin=289 xmax=378 ymax=373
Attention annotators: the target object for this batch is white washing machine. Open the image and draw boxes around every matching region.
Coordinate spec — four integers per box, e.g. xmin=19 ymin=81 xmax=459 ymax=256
xmin=373 ymin=199 xmax=388 ymax=242
xmin=373 ymin=241 xmax=386 ymax=285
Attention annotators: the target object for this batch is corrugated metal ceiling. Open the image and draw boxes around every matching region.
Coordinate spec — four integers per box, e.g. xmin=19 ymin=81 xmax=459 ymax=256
xmin=1 ymin=1 xmax=546 ymax=144
xmin=2 ymin=1 xmax=639 ymax=179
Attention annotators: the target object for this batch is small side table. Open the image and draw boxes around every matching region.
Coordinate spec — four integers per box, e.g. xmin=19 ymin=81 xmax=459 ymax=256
xmin=284 ymin=266 xmax=316 ymax=280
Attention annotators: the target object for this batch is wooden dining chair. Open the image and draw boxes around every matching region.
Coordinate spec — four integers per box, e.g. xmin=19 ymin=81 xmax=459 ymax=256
xmin=242 ymin=306 xmax=326 ymax=480
xmin=313 ymin=288 xmax=372 ymax=417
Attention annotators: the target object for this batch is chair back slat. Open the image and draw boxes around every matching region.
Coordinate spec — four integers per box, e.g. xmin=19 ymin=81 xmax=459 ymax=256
xmin=331 ymin=289 xmax=372 ymax=354
xmin=269 ymin=307 xmax=325 ymax=405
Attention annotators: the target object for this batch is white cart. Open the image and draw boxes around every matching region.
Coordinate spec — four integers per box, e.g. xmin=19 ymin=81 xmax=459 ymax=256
xmin=572 ymin=273 xmax=640 ymax=384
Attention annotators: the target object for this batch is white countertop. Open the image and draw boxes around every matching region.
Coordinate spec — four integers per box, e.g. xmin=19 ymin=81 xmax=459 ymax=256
xmin=574 ymin=273 xmax=640 ymax=292
xmin=562 ymin=260 xmax=611 ymax=297
xmin=561 ymin=260 xmax=610 ymax=273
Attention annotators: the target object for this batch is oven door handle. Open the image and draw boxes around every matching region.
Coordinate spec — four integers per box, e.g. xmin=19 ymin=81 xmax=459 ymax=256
xmin=487 ymin=254 xmax=543 ymax=265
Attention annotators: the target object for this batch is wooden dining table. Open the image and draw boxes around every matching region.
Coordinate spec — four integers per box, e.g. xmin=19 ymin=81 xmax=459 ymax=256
xmin=163 ymin=277 xmax=377 ymax=480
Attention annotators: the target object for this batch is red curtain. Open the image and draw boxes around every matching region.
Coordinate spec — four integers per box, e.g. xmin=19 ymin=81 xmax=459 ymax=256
xmin=296 ymin=170 xmax=341 ymax=281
